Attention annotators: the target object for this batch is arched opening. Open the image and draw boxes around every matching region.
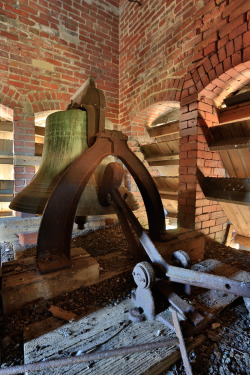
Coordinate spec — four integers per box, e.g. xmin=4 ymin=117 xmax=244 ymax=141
xmin=128 ymin=102 xmax=180 ymax=229
xmin=0 ymin=104 xmax=14 ymax=218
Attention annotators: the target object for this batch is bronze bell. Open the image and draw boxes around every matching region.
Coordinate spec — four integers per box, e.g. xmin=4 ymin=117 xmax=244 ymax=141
xmin=9 ymin=109 xmax=138 ymax=216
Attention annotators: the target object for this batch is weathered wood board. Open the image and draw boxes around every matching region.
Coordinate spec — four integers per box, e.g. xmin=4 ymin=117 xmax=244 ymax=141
xmin=23 ymin=259 xmax=249 ymax=375
xmin=24 ymin=299 xmax=204 ymax=375
xmin=1 ymin=248 xmax=99 ymax=313
xmin=1 ymin=227 xmax=205 ymax=313
xmin=191 ymin=259 xmax=250 ymax=314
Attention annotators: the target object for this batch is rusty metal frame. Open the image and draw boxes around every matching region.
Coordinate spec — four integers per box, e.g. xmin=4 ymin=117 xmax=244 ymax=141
xmin=37 ymin=130 xmax=166 ymax=273
xmin=67 ymin=77 xmax=106 ymax=146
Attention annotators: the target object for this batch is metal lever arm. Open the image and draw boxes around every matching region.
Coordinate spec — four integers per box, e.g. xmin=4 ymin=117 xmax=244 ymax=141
xmin=108 ymin=183 xmax=250 ymax=298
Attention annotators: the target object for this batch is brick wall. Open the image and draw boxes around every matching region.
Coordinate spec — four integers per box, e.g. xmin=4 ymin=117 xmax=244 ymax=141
xmin=120 ymin=0 xmax=250 ymax=240
xmin=1 ymin=0 xmax=250 ymax=237
xmin=0 ymin=0 xmax=119 ymax=205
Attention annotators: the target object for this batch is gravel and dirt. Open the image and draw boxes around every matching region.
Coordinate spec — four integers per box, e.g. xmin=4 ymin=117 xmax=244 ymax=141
xmin=0 ymin=224 xmax=249 ymax=374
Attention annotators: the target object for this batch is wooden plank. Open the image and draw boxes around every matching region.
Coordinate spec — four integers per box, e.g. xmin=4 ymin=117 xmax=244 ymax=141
xmin=0 ymin=189 xmax=13 ymax=194
xmin=219 ymin=150 xmax=237 ymax=177
xmin=148 ymin=121 xmax=179 ymax=138
xmin=35 ymin=143 xmax=43 ymax=156
xmin=0 ymin=121 xmax=13 ymax=132
xmin=24 ymin=259 xmax=249 ymax=375
xmin=147 ymin=154 xmax=179 ymax=163
xmin=200 ymin=177 xmax=250 ymax=205
xmin=24 ymin=298 xmax=204 ymax=375
xmin=155 ymin=165 xmax=179 ymax=177
xmin=191 ymin=259 xmax=250 ymax=314
xmin=0 ymin=155 xmax=13 ymax=164
xmin=35 ymin=126 xmax=45 ymax=137
xmin=1 ymin=248 xmax=100 ymax=313
xmin=35 ymin=135 xmax=44 ymax=144
xmin=0 ymin=195 xmax=13 ymax=202
xmin=229 ymin=149 xmax=248 ymax=178
xmin=225 ymin=224 xmax=234 ymax=247
xmin=235 ymin=234 xmax=250 ymax=248
xmin=14 ymin=154 xmax=41 ymax=166
xmin=238 ymin=149 xmax=250 ymax=177
xmin=160 ymin=193 xmax=178 ymax=200
xmin=220 ymin=202 xmax=250 ymax=237
xmin=224 ymin=91 xmax=250 ymax=107
xmin=0 ymin=139 xmax=13 ymax=155
xmin=219 ymin=101 xmax=250 ymax=124
xmin=209 ymin=136 xmax=250 ymax=150
xmin=0 ymin=180 xmax=13 ymax=189
xmin=149 ymin=160 xmax=179 ymax=167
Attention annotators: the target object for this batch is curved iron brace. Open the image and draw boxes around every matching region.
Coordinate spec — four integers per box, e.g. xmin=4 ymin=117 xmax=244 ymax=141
xmin=37 ymin=130 xmax=166 ymax=274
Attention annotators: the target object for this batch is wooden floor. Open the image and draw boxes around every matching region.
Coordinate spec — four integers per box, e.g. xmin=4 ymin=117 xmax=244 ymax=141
xmin=24 ymin=259 xmax=250 ymax=375
xmin=24 ymin=299 xmax=204 ymax=375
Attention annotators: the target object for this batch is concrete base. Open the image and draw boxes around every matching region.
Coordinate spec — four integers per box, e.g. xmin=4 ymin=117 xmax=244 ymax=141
xmin=1 ymin=248 xmax=99 ymax=314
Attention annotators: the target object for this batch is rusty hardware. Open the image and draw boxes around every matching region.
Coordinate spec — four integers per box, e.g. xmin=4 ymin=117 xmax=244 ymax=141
xmin=0 ymin=337 xmax=179 ymax=375
xmin=36 ymin=131 xmax=166 ymax=273
xmin=95 ymin=162 xmax=250 ymax=335
xmin=100 ymin=164 xmax=250 ymax=298
xmin=68 ymin=76 xmax=106 ymax=147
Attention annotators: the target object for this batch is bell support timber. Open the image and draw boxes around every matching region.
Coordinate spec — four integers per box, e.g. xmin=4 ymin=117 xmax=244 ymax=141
xmin=37 ymin=130 xmax=166 ymax=274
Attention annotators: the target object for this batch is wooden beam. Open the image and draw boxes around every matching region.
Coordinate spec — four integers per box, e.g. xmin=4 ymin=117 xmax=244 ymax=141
xmin=147 ymin=154 xmax=179 ymax=166
xmin=209 ymin=136 xmax=250 ymax=150
xmin=14 ymin=155 xmax=41 ymax=166
xmin=158 ymin=189 xmax=178 ymax=201
xmin=0 ymin=121 xmax=13 ymax=132
xmin=219 ymin=101 xmax=250 ymax=124
xmin=235 ymin=235 xmax=250 ymax=248
xmin=0 ymin=189 xmax=13 ymax=194
xmin=149 ymin=160 xmax=179 ymax=167
xmin=147 ymin=154 xmax=179 ymax=163
xmin=225 ymin=224 xmax=234 ymax=247
xmin=160 ymin=193 xmax=178 ymax=200
xmin=0 ymin=156 xmax=13 ymax=164
xmin=0 ymin=210 xmax=13 ymax=217
xmin=224 ymin=91 xmax=250 ymax=107
xmin=0 ymin=195 xmax=14 ymax=202
xmin=35 ymin=126 xmax=45 ymax=137
xmin=199 ymin=177 xmax=250 ymax=206
xmin=148 ymin=121 xmax=179 ymax=138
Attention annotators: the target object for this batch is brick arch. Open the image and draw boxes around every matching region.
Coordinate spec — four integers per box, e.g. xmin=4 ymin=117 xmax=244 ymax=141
xmin=199 ymin=62 xmax=250 ymax=106
xmin=121 ymin=78 xmax=183 ymax=135
xmin=0 ymin=84 xmax=22 ymax=111
xmin=181 ymin=53 xmax=250 ymax=107
xmin=29 ymin=91 xmax=72 ymax=113
xmin=129 ymin=100 xmax=180 ymax=138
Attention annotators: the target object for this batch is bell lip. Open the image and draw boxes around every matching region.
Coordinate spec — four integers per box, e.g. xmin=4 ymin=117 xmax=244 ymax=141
xmin=9 ymin=200 xmax=44 ymax=215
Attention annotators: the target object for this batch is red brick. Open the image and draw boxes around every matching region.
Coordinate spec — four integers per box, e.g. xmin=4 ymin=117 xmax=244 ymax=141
xmin=19 ymin=231 xmax=38 ymax=246
xmin=234 ymin=34 xmax=243 ymax=51
xmin=243 ymin=30 xmax=250 ymax=47
xmin=226 ymin=40 xmax=235 ymax=56
xmin=202 ymin=219 xmax=216 ymax=228
xmin=243 ymin=46 xmax=250 ymax=62
xmin=232 ymin=51 xmax=242 ymax=66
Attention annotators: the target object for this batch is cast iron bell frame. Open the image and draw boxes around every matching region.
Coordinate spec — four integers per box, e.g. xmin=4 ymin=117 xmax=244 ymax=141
xmin=37 ymin=78 xmax=166 ymax=273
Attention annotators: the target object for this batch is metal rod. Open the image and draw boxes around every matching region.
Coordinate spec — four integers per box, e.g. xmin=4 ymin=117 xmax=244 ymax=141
xmin=166 ymin=266 xmax=250 ymax=298
xmin=111 ymin=189 xmax=250 ymax=298
xmin=0 ymin=338 xmax=179 ymax=375
xmin=172 ymin=310 xmax=193 ymax=375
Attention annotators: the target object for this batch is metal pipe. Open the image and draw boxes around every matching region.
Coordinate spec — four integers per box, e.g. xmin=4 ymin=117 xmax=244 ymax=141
xmin=0 ymin=338 xmax=179 ymax=375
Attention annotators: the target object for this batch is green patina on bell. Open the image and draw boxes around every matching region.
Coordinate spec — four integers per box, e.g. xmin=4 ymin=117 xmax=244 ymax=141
xmin=10 ymin=109 xmax=138 ymax=216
